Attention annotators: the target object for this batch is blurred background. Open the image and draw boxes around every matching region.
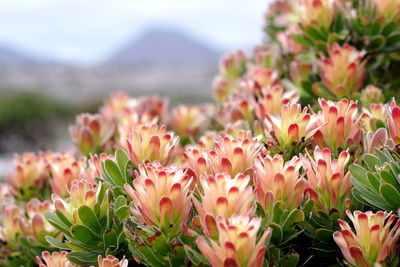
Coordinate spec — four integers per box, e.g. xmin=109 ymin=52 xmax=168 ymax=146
xmin=0 ymin=0 xmax=267 ymax=175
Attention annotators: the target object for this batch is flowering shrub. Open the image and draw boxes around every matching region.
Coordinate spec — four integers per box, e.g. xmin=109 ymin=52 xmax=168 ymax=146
xmin=2 ymin=0 xmax=400 ymax=266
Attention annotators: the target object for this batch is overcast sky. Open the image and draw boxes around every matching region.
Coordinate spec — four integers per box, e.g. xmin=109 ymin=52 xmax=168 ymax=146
xmin=0 ymin=0 xmax=269 ymax=64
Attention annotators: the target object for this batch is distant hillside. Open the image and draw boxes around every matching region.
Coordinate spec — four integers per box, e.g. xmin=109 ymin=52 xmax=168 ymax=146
xmin=0 ymin=45 xmax=39 ymax=67
xmin=106 ymin=28 xmax=220 ymax=66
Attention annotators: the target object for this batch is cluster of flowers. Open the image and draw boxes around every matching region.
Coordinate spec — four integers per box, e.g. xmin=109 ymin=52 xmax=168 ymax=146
xmin=1 ymin=0 xmax=400 ymax=266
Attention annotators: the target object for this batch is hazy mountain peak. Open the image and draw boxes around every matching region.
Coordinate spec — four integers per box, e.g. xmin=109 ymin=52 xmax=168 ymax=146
xmin=106 ymin=27 xmax=220 ymax=66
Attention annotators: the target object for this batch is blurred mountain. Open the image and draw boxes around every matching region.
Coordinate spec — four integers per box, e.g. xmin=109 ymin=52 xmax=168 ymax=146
xmin=0 ymin=45 xmax=40 ymax=67
xmin=106 ymin=28 xmax=220 ymax=66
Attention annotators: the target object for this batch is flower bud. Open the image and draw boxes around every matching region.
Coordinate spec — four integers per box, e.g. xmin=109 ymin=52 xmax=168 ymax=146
xmin=334 ymin=210 xmax=400 ymax=266
xmin=36 ymin=251 xmax=75 ymax=267
xmin=95 ymin=255 xmax=128 ymax=267
xmin=254 ymin=154 xmax=306 ymax=211
xmin=69 ymin=113 xmax=115 ymax=156
xmin=196 ymin=215 xmax=271 ymax=267
xmin=302 ymin=148 xmax=352 ymax=212
xmin=8 ymin=152 xmax=48 ymax=193
xmin=124 ymin=162 xmax=192 ymax=230
xmin=319 ymin=44 xmax=367 ymax=98
xmin=193 ymin=173 xmax=255 ymax=237
xmin=126 ymin=123 xmax=179 ymax=166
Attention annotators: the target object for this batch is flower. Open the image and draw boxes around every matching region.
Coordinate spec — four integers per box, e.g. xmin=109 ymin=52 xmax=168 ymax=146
xmin=361 ymin=103 xmax=388 ymax=132
xmin=208 ymin=135 xmax=262 ymax=176
xmin=318 ymin=43 xmax=367 ymax=98
xmin=124 ymin=162 xmax=192 ymax=230
xmin=135 ymin=96 xmax=168 ymax=123
xmin=333 ymin=210 xmax=400 ymax=267
xmin=299 ymin=0 xmax=336 ymax=29
xmin=219 ymin=50 xmax=247 ymax=79
xmin=302 ymin=148 xmax=352 ymax=212
xmin=216 ymin=93 xmax=255 ymax=125
xmin=369 ymin=0 xmax=400 ymax=23
xmin=7 ymin=152 xmax=48 ymax=193
xmin=193 ymin=173 xmax=255 ymax=237
xmin=171 ymin=105 xmax=211 ymax=139
xmin=363 ymin=128 xmax=392 ymax=154
xmin=126 ymin=123 xmax=179 ymax=166
xmin=254 ymin=154 xmax=306 ymax=211
xmin=19 ymin=199 xmax=59 ymax=245
xmin=313 ymin=98 xmax=362 ymax=152
xmin=69 ymin=113 xmax=115 ymax=156
xmin=184 ymin=148 xmax=212 ymax=182
xmin=83 ymin=153 xmax=111 ymax=185
xmin=36 ymin=251 xmax=75 ymax=267
xmin=264 ymin=103 xmax=318 ymax=151
xmin=277 ymin=24 xmax=307 ymax=55
xmin=196 ymin=215 xmax=271 ymax=267
xmin=52 ymin=179 xmax=98 ymax=223
xmin=388 ymin=100 xmax=400 ymax=143
xmin=0 ymin=204 xmax=23 ymax=242
xmin=47 ymin=153 xmax=85 ymax=197
xmin=360 ymin=85 xmax=384 ymax=108
xmin=255 ymin=84 xmax=299 ymax=120
xmin=95 ymin=255 xmax=128 ymax=267
xmin=249 ymin=67 xmax=280 ymax=88
xmin=212 ymin=77 xmax=238 ymax=103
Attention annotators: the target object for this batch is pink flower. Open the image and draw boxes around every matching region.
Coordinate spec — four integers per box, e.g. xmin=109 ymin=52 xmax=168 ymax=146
xmin=69 ymin=113 xmax=115 ymax=156
xmin=0 ymin=204 xmax=23 ymax=242
xmin=219 ymin=50 xmax=247 ymax=79
xmin=313 ymin=99 xmax=362 ymax=152
xmin=362 ymin=103 xmax=388 ymax=132
xmin=95 ymin=255 xmax=128 ymax=267
xmin=124 ymin=162 xmax=192 ymax=230
xmin=36 ymin=251 xmax=75 ymax=267
xmin=299 ymin=0 xmax=336 ymax=29
xmin=302 ymin=148 xmax=352 ymax=212
xmin=264 ymin=103 xmax=318 ymax=151
xmin=7 ymin=152 xmax=48 ymax=192
xmin=319 ymin=44 xmax=367 ymax=98
xmin=369 ymin=0 xmax=400 ymax=22
xmin=212 ymin=77 xmax=238 ymax=103
xmin=125 ymin=123 xmax=179 ymax=166
xmin=47 ymin=152 xmax=85 ymax=197
xmin=196 ymin=215 xmax=271 ymax=267
xmin=208 ymin=135 xmax=262 ymax=176
xmin=254 ymin=154 xmax=306 ymax=211
xmin=388 ymin=100 xmax=400 ymax=143
xmin=334 ymin=210 xmax=400 ymax=266
xmin=193 ymin=173 xmax=255 ymax=237
xmin=255 ymin=84 xmax=299 ymax=120
xmin=52 ymin=179 xmax=98 ymax=223
xmin=171 ymin=105 xmax=211 ymax=139
xmin=19 ymin=199 xmax=59 ymax=245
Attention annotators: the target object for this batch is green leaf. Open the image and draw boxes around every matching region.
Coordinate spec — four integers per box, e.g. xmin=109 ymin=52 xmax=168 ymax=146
xmin=350 ymin=165 xmax=369 ymax=184
xmin=114 ymin=206 xmax=131 ymax=221
xmin=45 ymin=236 xmax=70 ymax=249
xmin=270 ymin=223 xmax=283 ymax=245
xmin=44 ymin=211 xmax=72 ymax=236
xmin=67 ymin=251 xmax=99 ymax=265
xmin=382 ymin=22 xmax=398 ymax=36
xmin=279 ymin=253 xmax=300 ymax=267
xmin=103 ymin=229 xmax=119 ymax=249
xmin=70 ymin=224 xmax=100 ymax=244
xmin=379 ymin=183 xmax=400 ymax=210
xmin=78 ymin=205 xmax=101 ymax=233
xmin=282 ymin=209 xmax=304 ymax=230
xmin=116 ymin=149 xmax=130 ymax=176
xmin=291 ymin=34 xmax=314 ymax=47
xmin=104 ymin=159 xmax=125 ymax=186
xmin=364 ymin=154 xmax=382 ymax=171
xmin=114 ymin=195 xmax=127 ymax=210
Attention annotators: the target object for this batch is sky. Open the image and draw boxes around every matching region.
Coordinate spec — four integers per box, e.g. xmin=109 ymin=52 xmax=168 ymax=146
xmin=0 ymin=0 xmax=269 ymax=64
